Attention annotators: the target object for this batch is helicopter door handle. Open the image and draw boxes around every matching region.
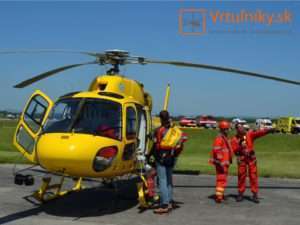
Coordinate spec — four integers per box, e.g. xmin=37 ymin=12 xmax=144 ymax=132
xmin=61 ymin=135 xmax=70 ymax=139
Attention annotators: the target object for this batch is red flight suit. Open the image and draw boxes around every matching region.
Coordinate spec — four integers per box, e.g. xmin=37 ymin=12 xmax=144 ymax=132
xmin=231 ymin=129 xmax=269 ymax=194
xmin=209 ymin=134 xmax=233 ymax=200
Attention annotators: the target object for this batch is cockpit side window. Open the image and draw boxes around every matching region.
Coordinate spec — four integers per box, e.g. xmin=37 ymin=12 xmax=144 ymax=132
xmin=24 ymin=95 xmax=49 ymax=133
xmin=126 ymin=107 xmax=137 ymax=140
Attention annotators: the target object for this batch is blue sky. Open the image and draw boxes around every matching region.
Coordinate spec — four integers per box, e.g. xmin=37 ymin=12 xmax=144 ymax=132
xmin=0 ymin=1 xmax=299 ymax=117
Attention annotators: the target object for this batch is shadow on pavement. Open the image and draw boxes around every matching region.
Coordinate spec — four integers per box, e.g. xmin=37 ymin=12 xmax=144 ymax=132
xmin=0 ymin=178 xmax=138 ymax=225
xmin=208 ymin=194 xmax=263 ymax=203
xmin=174 ymin=185 xmax=300 ymax=190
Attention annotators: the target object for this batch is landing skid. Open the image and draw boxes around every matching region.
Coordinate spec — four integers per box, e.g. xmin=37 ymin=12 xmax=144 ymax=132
xmin=32 ymin=176 xmax=84 ymax=202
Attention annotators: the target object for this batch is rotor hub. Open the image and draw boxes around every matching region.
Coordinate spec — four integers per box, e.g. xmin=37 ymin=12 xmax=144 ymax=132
xmin=98 ymin=49 xmax=144 ymax=75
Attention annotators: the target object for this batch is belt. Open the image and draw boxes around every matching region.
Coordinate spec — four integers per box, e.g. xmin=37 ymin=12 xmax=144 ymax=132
xmin=236 ymin=150 xmax=255 ymax=158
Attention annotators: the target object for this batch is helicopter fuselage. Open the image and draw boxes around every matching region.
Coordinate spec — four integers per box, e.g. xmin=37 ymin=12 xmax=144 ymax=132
xmin=14 ymin=75 xmax=153 ymax=178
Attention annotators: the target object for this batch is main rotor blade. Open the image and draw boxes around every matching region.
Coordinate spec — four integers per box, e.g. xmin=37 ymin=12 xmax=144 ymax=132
xmin=0 ymin=49 xmax=101 ymax=57
xmin=14 ymin=61 xmax=97 ymax=88
xmin=145 ymin=59 xmax=300 ymax=86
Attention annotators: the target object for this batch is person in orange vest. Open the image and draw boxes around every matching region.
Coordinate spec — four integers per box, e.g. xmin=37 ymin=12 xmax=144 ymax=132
xmin=231 ymin=123 xmax=274 ymax=203
xmin=209 ymin=120 xmax=233 ymax=203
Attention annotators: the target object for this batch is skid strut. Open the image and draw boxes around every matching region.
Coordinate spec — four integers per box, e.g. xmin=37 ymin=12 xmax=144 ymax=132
xmin=136 ymin=151 xmax=158 ymax=208
xmin=137 ymin=175 xmax=149 ymax=208
xmin=33 ymin=176 xmax=84 ymax=202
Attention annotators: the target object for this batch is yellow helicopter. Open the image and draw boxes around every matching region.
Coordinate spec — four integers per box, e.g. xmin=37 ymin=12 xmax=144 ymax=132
xmin=3 ymin=49 xmax=300 ymax=206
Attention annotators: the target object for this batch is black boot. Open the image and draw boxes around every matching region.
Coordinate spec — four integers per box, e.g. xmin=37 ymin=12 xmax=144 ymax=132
xmin=215 ymin=195 xmax=224 ymax=204
xmin=236 ymin=193 xmax=244 ymax=202
xmin=252 ymin=193 xmax=260 ymax=204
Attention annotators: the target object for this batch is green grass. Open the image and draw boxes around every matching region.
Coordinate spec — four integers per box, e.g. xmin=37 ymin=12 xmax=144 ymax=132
xmin=1 ymin=120 xmax=300 ymax=178
xmin=0 ymin=120 xmax=28 ymax=163
xmin=0 ymin=151 xmax=28 ymax=164
xmin=0 ymin=120 xmax=18 ymax=152
xmin=175 ymin=128 xmax=300 ymax=178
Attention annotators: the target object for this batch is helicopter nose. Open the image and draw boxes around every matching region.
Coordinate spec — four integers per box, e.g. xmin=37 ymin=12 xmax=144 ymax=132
xmin=36 ymin=133 xmax=120 ymax=177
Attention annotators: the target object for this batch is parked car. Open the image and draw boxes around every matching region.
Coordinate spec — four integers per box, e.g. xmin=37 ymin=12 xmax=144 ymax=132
xmin=197 ymin=115 xmax=217 ymax=129
xmin=231 ymin=118 xmax=250 ymax=130
xmin=179 ymin=117 xmax=197 ymax=127
xmin=256 ymin=118 xmax=273 ymax=130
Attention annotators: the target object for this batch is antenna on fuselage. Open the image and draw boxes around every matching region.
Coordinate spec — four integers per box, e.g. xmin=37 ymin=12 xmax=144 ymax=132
xmin=163 ymin=84 xmax=170 ymax=111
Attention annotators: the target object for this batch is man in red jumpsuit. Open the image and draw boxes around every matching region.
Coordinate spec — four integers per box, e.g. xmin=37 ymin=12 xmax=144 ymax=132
xmin=231 ymin=124 xmax=274 ymax=203
xmin=209 ymin=120 xmax=232 ymax=203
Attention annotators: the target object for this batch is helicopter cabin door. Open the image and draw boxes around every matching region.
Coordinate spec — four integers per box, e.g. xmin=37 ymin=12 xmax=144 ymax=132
xmin=13 ymin=90 xmax=53 ymax=163
xmin=135 ymin=104 xmax=148 ymax=154
xmin=122 ymin=104 xmax=138 ymax=162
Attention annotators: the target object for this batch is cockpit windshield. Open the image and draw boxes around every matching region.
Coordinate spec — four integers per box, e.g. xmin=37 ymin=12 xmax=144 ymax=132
xmin=43 ymin=98 xmax=122 ymax=140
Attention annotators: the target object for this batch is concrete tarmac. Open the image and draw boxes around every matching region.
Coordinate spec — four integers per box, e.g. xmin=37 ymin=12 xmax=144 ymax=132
xmin=0 ymin=164 xmax=299 ymax=225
